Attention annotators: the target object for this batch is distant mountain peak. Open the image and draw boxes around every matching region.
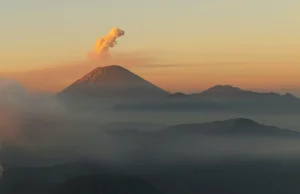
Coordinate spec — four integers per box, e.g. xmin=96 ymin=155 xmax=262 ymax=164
xmin=212 ymin=118 xmax=260 ymax=128
xmin=74 ymin=65 xmax=142 ymax=86
xmin=284 ymin=92 xmax=299 ymax=99
xmin=163 ymin=118 xmax=300 ymax=137
xmin=205 ymin=85 xmax=244 ymax=92
xmin=58 ymin=64 xmax=170 ymax=100
xmin=230 ymin=118 xmax=260 ymax=128
xmin=192 ymin=85 xmax=299 ymax=100
xmin=194 ymin=85 xmax=246 ymax=98
xmin=213 ymin=84 xmax=240 ymax=89
xmin=167 ymin=92 xmax=189 ymax=98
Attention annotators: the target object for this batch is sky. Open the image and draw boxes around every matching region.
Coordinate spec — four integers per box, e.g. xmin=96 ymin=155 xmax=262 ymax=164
xmin=0 ymin=0 xmax=300 ymax=95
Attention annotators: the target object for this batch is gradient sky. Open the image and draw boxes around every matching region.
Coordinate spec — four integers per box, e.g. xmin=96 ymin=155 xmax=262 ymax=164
xmin=1 ymin=0 xmax=300 ymax=94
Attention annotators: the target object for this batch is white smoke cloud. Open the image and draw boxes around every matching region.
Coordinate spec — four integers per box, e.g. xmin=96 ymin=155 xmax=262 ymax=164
xmin=87 ymin=27 xmax=125 ymax=63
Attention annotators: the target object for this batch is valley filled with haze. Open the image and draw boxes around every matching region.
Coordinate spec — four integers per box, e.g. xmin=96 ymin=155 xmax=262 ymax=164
xmin=1 ymin=0 xmax=300 ymax=193
xmin=1 ymin=65 xmax=300 ymax=194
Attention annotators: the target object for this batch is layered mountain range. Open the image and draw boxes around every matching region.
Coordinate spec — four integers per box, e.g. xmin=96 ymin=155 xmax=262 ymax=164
xmin=2 ymin=117 xmax=300 ymax=194
xmin=57 ymin=65 xmax=300 ymax=113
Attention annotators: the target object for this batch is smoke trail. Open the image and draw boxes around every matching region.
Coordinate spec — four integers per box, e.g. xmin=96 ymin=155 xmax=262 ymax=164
xmin=88 ymin=28 xmax=125 ymax=63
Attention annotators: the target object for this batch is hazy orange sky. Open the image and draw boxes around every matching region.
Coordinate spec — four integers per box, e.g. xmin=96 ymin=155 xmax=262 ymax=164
xmin=1 ymin=0 xmax=300 ymax=95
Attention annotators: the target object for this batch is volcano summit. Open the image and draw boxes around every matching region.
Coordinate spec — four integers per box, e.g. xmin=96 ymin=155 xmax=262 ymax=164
xmin=58 ymin=65 xmax=169 ymax=101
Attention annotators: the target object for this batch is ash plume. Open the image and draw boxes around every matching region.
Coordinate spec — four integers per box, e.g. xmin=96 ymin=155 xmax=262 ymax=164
xmin=87 ymin=27 xmax=125 ymax=63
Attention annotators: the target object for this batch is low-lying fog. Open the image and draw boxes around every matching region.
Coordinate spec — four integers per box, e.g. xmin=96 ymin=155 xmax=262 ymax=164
xmin=1 ymin=88 xmax=300 ymax=169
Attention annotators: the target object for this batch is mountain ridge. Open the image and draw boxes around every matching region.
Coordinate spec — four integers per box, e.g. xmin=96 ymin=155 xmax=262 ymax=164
xmin=57 ymin=65 xmax=170 ymax=100
xmin=160 ymin=118 xmax=300 ymax=137
xmin=191 ymin=85 xmax=299 ymax=100
xmin=55 ymin=65 xmax=300 ymax=113
xmin=57 ymin=65 xmax=299 ymax=99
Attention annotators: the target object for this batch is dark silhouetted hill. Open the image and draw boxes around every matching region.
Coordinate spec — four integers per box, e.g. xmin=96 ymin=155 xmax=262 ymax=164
xmin=56 ymin=174 xmax=162 ymax=194
xmin=115 ymin=85 xmax=300 ymax=113
xmin=191 ymin=85 xmax=300 ymax=102
xmin=161 ymin=118 xmax=300 ymax=137
xmin=2 ymin=118 xmax=300 ymax=194
xmin=0 ymin=163 xmax=162 ymax=194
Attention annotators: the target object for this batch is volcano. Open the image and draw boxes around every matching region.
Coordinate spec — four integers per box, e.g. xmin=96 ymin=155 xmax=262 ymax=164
xmin=57 ymin=65 xmax=169 ymax=101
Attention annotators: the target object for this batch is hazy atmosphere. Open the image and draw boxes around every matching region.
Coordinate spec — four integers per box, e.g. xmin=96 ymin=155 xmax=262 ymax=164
xmin=1 ymin=0 xmax=300 ymax=194
xmin=1 ymin=0 xmax=300 ymax=95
